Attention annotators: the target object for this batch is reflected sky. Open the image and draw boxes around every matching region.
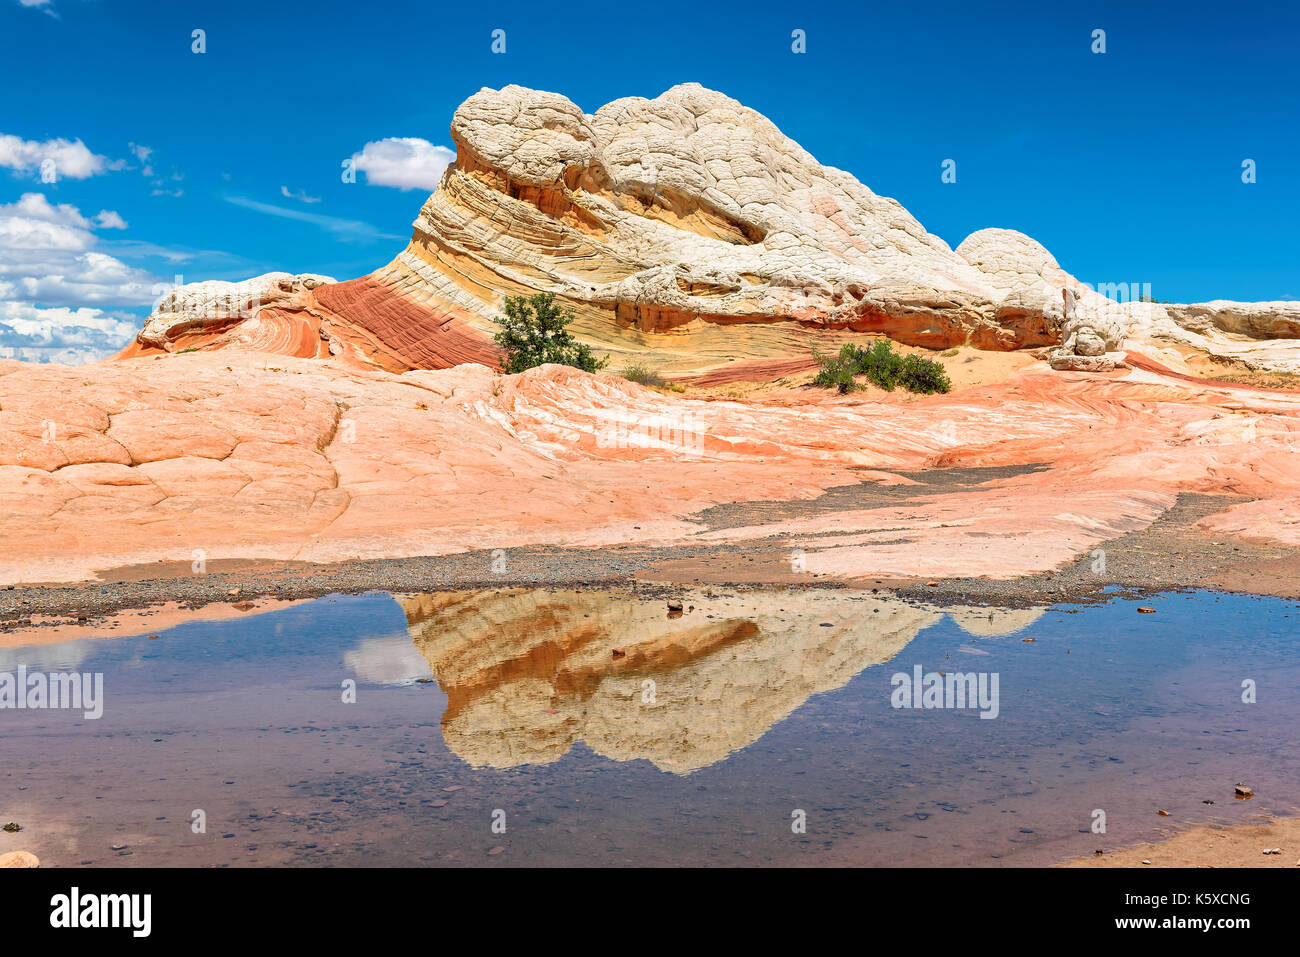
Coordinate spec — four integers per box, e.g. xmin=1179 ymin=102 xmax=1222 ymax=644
xmin=0 ymin=587 xmax=1296 ymax=866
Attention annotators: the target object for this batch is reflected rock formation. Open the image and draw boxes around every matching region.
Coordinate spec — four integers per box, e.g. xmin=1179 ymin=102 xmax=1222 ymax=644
xmin=401 ymin=588 xmax=941 ymax=774
xmin=943 ymin=606 xmax=1046 ymax=638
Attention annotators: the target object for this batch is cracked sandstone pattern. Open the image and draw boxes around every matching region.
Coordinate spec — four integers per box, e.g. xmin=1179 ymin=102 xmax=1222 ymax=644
xmin=1 ymin=350 xmax=1297 ymax=584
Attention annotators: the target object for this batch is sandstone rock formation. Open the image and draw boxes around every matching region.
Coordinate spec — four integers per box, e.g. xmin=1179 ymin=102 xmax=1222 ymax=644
xmin=2 ymin=85 xmax=1297 ymax=589
xmin=130 ymin=273 xmax=336 ymax=356
xmin=123 ymin=84 xmax=1299 ymax=379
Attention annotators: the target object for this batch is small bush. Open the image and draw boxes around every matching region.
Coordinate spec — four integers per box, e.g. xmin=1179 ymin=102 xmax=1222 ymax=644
xmin=812 ymin=340 xmax=951 ymax=395
xmin=811 ymin=344 xmax=864 ymax=394
xmin=492 ymin=293 xmax=608 ymax=374
xmin=619 ymin=362 xmax=667 ymax=388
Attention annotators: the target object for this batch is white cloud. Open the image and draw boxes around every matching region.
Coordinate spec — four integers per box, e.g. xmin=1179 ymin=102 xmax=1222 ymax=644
xmin=0 ymin=134 xmax=113 ymax=180
xmin=96 ymin=209 xmax=128 ymax=229
xmin=0 ymin=195 xmax=160 ymax=308
xmin=350 ymin=137 xmax=454 ymax=191
xmin=0 ymin=192 xmax=127 ymax=230
xmin=280 ymin=185 xmax=321 ymax=204
xmin=0 ymin=301 xmax=139 ymax=364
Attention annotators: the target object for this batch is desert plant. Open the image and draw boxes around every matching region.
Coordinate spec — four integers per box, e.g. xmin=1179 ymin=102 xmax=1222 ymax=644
xmin=811 ymin=344 xmax=864 ymax=394
xmin=619 ymin=362 xmax=667 ymax=388
xmin=492 ymin=293 xmax=607 ymax=374
xmin=896 ymin=351 xmax=953 ymax=394
xmin=812 ymin=340 xmax=951 ymax=395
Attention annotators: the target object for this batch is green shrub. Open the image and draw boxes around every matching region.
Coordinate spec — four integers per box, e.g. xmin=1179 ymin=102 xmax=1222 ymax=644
xmin=811 ymin=344 xmax=865 ymax=394
xmin=896 ymin=351 xmax=953 ymax=394
xmin=619 ymin=362 xmax=667 ymax=388
xmin=812 ymin=340 xmax=951 ymax=395
xmin=492 ymin=293 xmax=608 ymax=374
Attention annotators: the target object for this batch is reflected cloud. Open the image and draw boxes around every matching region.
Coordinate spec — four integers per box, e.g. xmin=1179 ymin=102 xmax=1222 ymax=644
xmin=344 ymin=635 xmax=433 ymax=685
xmin=0 ymin=638 xmax=93 ymax=672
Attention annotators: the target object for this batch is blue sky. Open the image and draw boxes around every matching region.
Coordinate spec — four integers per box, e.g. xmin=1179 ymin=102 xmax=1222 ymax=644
xmin=1 ymin=0 xmax=1295 ymax=361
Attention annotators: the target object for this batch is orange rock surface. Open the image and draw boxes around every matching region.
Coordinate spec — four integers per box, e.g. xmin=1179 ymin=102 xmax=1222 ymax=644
xmin=1 ymin=346 xmax=1296 ymax=585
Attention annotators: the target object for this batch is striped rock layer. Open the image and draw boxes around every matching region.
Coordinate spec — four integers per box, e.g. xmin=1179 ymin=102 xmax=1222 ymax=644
xmin=125 ymin=84 xmax=1300 ymax=378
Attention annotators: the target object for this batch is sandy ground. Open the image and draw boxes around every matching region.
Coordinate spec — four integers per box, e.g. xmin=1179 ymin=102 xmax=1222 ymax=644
xmin=1062 ymin=815 xmax=1300 ymax=868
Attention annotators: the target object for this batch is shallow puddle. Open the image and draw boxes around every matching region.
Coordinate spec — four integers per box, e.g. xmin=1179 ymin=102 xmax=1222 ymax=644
xmin=1 ymin=587 xmax=1296 ymax=866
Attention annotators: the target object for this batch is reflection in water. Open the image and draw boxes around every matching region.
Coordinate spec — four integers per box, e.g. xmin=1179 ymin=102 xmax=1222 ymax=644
xmin=4 ymin=587 xmax=1296 ymax=867
xmin=944 ymin=606 xmax=1044 ymax=638
xmin=400 ymin=589 xmax=1032 ymax=774
xmin=343 ymin=636 xmax=433 ymax=685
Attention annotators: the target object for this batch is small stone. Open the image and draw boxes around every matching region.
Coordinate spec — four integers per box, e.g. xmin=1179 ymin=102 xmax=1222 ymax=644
xmin=1141 ymin=859 xmax=1152 ymax=865
xmin=1137 ymin=607 xmax=1157 ymax=614
xmin=1 ymin=822 xmax=21 ymax=833
xmin=1157 ymin=809 xmax=1170 ymax=817
xmin=611 ymin=648 xmax=626 ymax=658
xmin=1235 ymin=783 xmax=1254 ymax=798
xmin=227 ymin=587 xmax=240 ymax=596
xmin=487 ymin=846 xmax=505 ymax=856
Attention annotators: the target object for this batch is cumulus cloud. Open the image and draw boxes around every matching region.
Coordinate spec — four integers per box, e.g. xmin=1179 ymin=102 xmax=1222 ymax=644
xmin=0 ymin=134 xmax=115 ymax=180
xmin=0 ymin=192 xmax=127 ymax=230
xmin=0 ymin=193 xmax=160 ymax=308
xmin=0 ymin=301 xmax=139 ymax=364
xmin=350 ymin=137 xmax=454 ymax=191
